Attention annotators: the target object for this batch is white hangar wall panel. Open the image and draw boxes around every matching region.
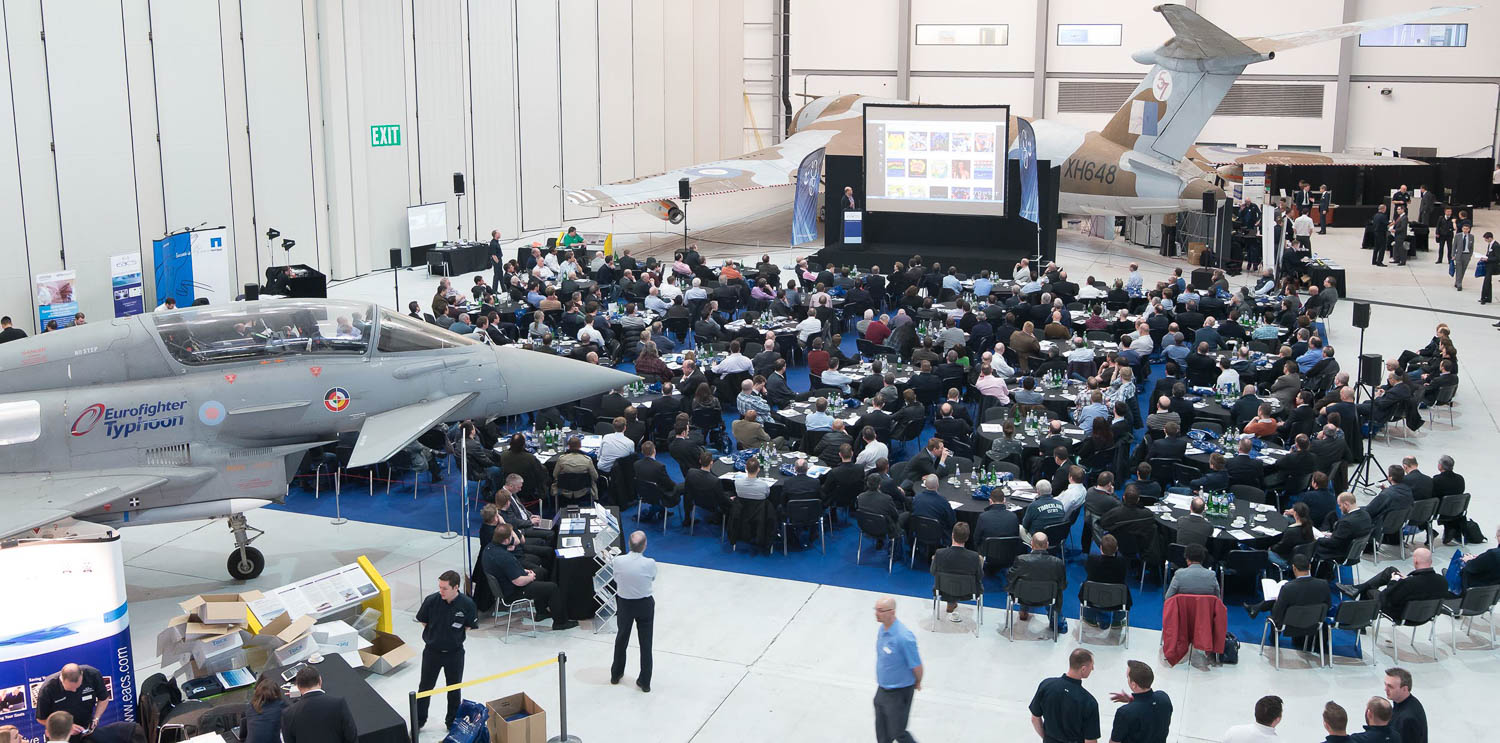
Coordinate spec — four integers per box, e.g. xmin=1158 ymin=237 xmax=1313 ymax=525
xmin=240 ymin=0 xmax=323 ymax=272
xmin=516 ymin=0 xmax=564 ymax=232
xmin=467 ymin=0 xmax=522 ymax=240
xmin=150 ymin=0 xmax=241 ymax=290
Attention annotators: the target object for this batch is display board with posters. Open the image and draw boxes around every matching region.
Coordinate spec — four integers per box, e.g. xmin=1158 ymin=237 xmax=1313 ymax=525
xmin=110 ymin=254 xmax=145 ymax=318
xmin=152 ymin=227 xmax=232 ymax=308
xmin=246 ymin=563 xmax=380 ymax=625
xmin=0 ymin=524 xmax=136 ymax=741
xmin=33 ymin=271 xmax=78 ymax=331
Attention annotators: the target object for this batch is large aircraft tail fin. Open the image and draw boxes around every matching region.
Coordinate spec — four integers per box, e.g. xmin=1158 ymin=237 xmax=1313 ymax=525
xmin=1099 ymin=3 xmax=1470 ymax=165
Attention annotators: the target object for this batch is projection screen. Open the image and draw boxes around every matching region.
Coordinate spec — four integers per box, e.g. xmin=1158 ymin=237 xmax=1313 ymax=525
xmin=863 ymin=104 xmax=1010 ymax=217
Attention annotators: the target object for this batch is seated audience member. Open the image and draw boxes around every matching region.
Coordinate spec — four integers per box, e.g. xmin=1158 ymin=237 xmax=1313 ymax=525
xmin=1080 ymin=534 xmax=1131 ymax=628
xmin=1008 ymin=531 xmax=1067 ymax=621
xmin=1340 ymin=547 xmax=1452 ymax=620
xmin=1164 ymin=544 xmax=1220 ymax=598
xmin=930 ymin=523 xmax=984 ymax=622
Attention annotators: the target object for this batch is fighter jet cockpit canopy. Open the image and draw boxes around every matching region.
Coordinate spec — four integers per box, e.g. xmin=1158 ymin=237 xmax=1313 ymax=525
xmin=152 ymin=299 xmax=473 ymax=366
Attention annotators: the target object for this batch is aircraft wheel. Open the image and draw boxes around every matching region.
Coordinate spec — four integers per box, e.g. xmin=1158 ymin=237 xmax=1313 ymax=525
xmin=227 ymin=547 xmax=265 ymax=580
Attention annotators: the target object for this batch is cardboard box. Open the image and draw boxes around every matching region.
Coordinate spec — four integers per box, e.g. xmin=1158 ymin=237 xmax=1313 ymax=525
xmin=485 ymin=693 xmax=546 ymax=743
xmin=358 ymin=631 xmax=417 ymax=675
xmin=190 ymin=629 xmax=245 ymax=664
xmin=272 ymin=632 xmax=317 ymax=666
xmin=156 ymin=615 xmax=191 ymax=656
xmin=1187 ymin=243 xmax=1208 ymax=266
xmin=311 ymin=620 xmax=360 ymax=652
xmin=178 ymin=592 xmax=261 ymax=625
xmin=250 ymin=614 xmax=316 ymax=648
xmin=190 ymin=648 xmax=247 ymax=676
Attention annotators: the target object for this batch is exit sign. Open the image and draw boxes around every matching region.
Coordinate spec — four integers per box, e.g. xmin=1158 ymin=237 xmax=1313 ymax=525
xmin=370 ymin=124 xmax=401 ymax=147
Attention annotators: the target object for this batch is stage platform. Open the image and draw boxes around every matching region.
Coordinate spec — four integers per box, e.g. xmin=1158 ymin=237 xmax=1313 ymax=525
xmin=809 ymin=241 xmax=1038 ymax=274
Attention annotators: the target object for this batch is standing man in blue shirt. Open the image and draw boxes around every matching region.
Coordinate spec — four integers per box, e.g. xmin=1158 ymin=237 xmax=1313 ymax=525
xmin=873 ymin=596 xmax=922 ymax=743
xmin=1107 ymin=660 xmax=1172 ymax=743
xmin=611 ymin=531 xmax=658 ymax=692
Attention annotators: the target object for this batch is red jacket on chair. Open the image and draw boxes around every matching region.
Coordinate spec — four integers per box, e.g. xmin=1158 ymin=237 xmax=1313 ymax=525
xmin=1161 ymin=593 xmax=1226 ymax=666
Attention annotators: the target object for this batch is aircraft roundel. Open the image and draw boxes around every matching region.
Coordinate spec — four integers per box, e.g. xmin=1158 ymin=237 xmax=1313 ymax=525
xmin=1152 ymin=69 xmax=1173 ymax=101
xmin=198 ymin=400 xmax=227 ymax=426
xmin=684 ymin=166 xmax=746 ymax=179
xmin=323 ymin=387 xmax=351 ymax=413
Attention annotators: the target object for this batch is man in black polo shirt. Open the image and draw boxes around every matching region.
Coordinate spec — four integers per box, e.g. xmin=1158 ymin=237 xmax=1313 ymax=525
xmin=34 ymin=663 xmax=109 ymax=741
xmin=1029 ymin=648 xmax=1100 ymax=743
xmin=414 ymin=570 xmax=478 ymax=730
xmin=482 ymin=523 xmax=578 ymax=631
xmin=1107 ymin=660 xmax=1171 ymax=743
xmin=1382 ymin=667 xmax=1426 ymax=743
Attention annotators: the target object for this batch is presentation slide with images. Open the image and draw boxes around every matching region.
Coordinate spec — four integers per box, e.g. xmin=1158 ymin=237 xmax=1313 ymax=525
xmin=864 ymin=105 xmax=1008 ymax=217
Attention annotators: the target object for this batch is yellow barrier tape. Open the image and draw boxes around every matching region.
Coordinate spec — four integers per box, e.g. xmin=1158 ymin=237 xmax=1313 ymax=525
xmin=413 ymin=656 xmax=558 ymax=699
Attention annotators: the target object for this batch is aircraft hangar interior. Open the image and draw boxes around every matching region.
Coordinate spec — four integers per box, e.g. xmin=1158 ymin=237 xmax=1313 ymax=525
xmin=2 ymin=2 xmax=1499 ymax=742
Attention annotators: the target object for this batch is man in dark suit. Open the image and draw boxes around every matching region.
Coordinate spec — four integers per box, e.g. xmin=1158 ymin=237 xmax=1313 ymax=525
xmin=1389 ymin=205 xmax=1409 ymax=266
xmin=764 ymin=361 xmax=796 ymax=408
xmin=822 ymin=445 xmax=866 ymax=514
xmin=632 ymin=442 xmax=682 ymax=518
xmin=282 ymin=666 xmax=356 ymax=743
xmin=1314 ymin=493 xmax=1374 ymax=561
xmin=813 ymin=420 xmax=854 ymax=466
xmin=907 ymin=438 xmax=955 ymax=483
xmin=973 ymin=489 xmax=1021 ymax=567
xmin=933 ymin=404 xmax=972 ymax=449
xmin=1276 ymin=434 xmax=1318 ymax=493
xmin=683 ymin=450 xmax=730 ymax=524
xmin=780 ymin=458 xmax=823 ymax=506
xmin=856 ymin=473 xmax=905 ymax=543
xmin=1293 ymin=471 xmax=1339 ymax=528
xmin=1229 ymin=385 xmax=1264 ymax=429
xmin=1369 ymin=204 xmax=1390 ymax=265
xmin=0 ymin=316 xmax=27 ymax=344
xmin=1174 ymin=497 xmax=1214 ymax=547
xmin=1308 ymin=425 xmax=1348 ymax=473
xmin=488 ymin=229 xmax=505 ymax=286
xmin=1399 ymin=456 xmax=1434 ymax=501
xmin=1141 ymin=422 xmax=1188 ymax=465
xmin=1342 ymin=547 xmax=1452 ymax=620
xmin=853 ymin=397 xmax=894 ymax=442
xmin=1007 ymin=531 xmax=1067 ymax=621
xmin=1320 ymin=388 xmax=1362 ymax=460
xmin=1037 ymin=421 xmax=1074 ymax=460
xmin=1225 ymin=439 xmax=1266 ymax=489
xmin=1246 ymin=553 xmax=1329 ymax=626
xmin=751 ymin=340 xmax=782 ymax=378
xmin=910 ymin=474 xmax=956 ymax=538
xmin=908 ymin=360 xmax=943 ymax=403
xmin=931 ymin=523 xmax=985 ymax=620
xmin=1365 ymin=465 xmax=1415 ymax=539
xmin=857 ymin=361 xmax=885 ymax=399
xmin=598 ymin=389 xmax=629 ymax=421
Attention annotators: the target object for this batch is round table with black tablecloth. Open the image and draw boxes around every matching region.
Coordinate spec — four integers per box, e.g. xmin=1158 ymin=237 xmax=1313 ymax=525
xmin=1148 ymin=494 xmax=1289 ymax=549
xmin=974 ymin=423 xmax=1088 ymax=457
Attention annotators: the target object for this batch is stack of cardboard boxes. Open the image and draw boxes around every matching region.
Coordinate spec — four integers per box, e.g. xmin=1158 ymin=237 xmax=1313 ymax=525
xmin=155 ymin=593 xmax=414 ymax=681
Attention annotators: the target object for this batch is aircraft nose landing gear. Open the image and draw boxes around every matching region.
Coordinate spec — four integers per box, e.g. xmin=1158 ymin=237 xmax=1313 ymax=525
xmin=227 ymin=513 xmax=266 ymax=580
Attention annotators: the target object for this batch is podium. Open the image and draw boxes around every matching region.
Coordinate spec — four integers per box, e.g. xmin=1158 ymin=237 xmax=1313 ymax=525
xmin=843 ymin=211 xmax=863 ymax=244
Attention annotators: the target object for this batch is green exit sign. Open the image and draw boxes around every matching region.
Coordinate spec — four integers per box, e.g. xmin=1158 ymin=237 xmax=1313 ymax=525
xmin=370 ymin=124 xmax=401 ymax=147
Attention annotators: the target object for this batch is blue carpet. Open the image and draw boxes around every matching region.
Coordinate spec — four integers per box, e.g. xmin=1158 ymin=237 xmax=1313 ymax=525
xmin=273 ymin=329 xmax=1363 ymax=656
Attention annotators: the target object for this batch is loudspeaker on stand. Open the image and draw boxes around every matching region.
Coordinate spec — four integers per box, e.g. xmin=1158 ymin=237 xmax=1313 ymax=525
xmin=1359 ymin=353 xmax=1384 ymax=387
xmin=1351 ymin=301 xmax=1370 ymax=329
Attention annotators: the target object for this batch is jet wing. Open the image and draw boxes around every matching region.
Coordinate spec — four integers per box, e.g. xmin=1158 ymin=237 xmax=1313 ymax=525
xmin=563 ymin=128 xmax=840 ymax=209
xmin=1188 ymin=145 xmax=1423 ymax=167
xmin=346 ymin=393 xmax=477 ymax=469
xmin=1239 ymin=5 xmax=1472 ymax=54
xmin=0 ymin=472 xmax=169 ymax=539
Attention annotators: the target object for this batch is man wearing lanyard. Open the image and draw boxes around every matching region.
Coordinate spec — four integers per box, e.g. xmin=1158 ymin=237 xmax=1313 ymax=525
xmin=34 ymin=664 xmax=110 ymax=742
xmin=415 ymin=571 xmax=479 ymax=731
xmin=610 ymin=530 xmax=658 ymax=692
xmin=1029 ymin=649 xmax=1101 ymax=743
xmin=872 ymin=596 xmax=922 ymax=743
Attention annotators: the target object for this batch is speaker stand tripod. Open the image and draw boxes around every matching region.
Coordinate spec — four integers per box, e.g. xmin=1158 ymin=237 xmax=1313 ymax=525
xmin=1349 ymin=382 xmax=1385 ymax=494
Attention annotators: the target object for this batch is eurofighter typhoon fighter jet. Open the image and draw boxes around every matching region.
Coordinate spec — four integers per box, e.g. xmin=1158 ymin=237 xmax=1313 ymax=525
xmin=0 ymin=299 xmax=638 ymax=578
xmin=566 ymin=4 xmax=1463 ymax=218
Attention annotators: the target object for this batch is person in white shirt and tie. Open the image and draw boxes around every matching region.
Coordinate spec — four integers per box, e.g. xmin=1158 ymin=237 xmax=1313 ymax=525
xmin=610 ymin=531 xmax=658 ymax=692
xmin=1452 ymin=223 xmax=1474 ymax=292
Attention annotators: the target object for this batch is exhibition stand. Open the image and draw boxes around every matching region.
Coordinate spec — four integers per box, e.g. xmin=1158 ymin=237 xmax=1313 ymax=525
xmin=0 ymin=522 xmax=136 ymax=741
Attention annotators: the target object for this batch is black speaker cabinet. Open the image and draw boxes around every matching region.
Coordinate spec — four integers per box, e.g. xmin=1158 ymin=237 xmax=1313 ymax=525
xmin=678 ymin=177 xmax=692 ymax=201
xmin=453 ymin=172 xmax=466 ymax=196
xmin=244 ymin=283 xmax=260 ymax=301
xmin=1202 ymin=192 xmax=1216 ymax=213
xmin=1351 ymin=301 xmax=1370 ymax=329
xmin=1359 ymin=353 xmax=1384 ymax=386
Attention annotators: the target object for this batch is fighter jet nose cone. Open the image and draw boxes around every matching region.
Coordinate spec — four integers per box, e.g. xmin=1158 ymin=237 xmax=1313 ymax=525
xmin=493 ymin=346 xmax=640 ymax=415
